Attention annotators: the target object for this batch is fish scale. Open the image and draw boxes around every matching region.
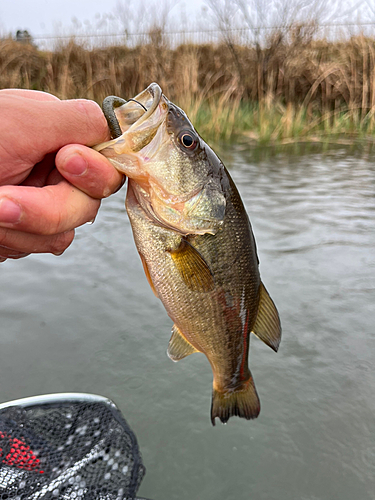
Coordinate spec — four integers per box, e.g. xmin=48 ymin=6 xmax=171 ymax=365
xmin=95 ymin=83 xmax=282 ymax=425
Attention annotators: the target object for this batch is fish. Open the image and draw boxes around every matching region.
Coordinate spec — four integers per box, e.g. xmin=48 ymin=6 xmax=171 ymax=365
xmin=94 ymin=83 xmax=281 ymax=425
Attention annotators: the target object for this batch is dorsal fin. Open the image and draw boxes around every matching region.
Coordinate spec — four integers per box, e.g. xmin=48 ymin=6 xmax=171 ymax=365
xmin=168 ymin=238 xmax=214 ymax=292
xmin=251 ymin=282 xmax=282 ymax=352
xmin=167 ymin=324 xmax=199 ymax=362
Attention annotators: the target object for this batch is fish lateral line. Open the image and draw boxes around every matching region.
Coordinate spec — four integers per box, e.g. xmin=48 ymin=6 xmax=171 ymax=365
xmin=239 ymin=307 xmax=251 ymax=380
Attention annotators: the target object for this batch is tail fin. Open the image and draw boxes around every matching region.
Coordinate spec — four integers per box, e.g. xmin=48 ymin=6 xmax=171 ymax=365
xmin=211 ymin=377 xmax=260 ymax=426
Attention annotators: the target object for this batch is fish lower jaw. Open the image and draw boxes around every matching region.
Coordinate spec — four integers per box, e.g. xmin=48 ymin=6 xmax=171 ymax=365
xmin=93 ymin=138 xmax=118 ymax=152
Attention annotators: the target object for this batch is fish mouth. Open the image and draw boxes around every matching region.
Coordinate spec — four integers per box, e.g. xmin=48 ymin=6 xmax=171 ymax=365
xmin=94 ymin=82 xmax=166 ymax=152
xmin=114 ymin=83 xmax=163 ymax=133
xmin=95 ymin=84 xmax=226 ymax=236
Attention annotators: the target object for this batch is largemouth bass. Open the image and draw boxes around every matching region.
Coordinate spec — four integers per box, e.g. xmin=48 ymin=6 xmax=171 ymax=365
xmin=95 ymin=83 xmax=281 ymax=425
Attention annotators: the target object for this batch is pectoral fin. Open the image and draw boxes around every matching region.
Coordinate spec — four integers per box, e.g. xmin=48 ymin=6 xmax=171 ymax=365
xmin=251 ymin=282 xmax=282 ymax=352
xmin=167 ymin=324 xmax=199 ymax=361
xmin=169 ymin=238 xmax=214 ymax=292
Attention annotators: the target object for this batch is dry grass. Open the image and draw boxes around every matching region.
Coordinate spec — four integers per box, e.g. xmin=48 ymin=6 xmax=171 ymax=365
xmin=2 ymin=32 xmax=375 ymax=143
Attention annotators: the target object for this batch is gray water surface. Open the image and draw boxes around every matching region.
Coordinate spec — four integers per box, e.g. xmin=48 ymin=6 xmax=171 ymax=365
xmin=1 ymin=146 xmax=374 ymax=499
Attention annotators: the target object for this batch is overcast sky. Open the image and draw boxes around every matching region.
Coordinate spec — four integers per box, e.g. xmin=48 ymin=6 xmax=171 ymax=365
xmin=0 ymin=0 xmax=206 ymax=37
xmin=0 ymin=0 xmax=373 ymax=43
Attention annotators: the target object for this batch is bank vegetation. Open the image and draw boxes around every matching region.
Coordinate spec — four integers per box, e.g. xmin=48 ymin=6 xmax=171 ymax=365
xmin=1 ymin=25 xmax=375 ymax=144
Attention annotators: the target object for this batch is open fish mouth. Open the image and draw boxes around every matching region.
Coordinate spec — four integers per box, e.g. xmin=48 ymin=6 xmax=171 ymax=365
xmin=94 ymin=83 xmax=226 ymax=236
xmin=94 ymin=83 xmax=164 ymax=150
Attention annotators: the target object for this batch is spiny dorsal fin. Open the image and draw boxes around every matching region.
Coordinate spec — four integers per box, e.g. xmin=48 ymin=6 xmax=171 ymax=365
xmin=139 ymin=252 xmax=159 ymax=298
xmin=169 ymin=238 xmax=214 ymax=292
xmin=251 ymin=282 xmax=282 ymax=352
xmin=167 ymin=324 xmax=199 ymax=362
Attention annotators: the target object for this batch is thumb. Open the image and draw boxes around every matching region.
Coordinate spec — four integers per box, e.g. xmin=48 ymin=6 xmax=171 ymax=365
xmin=0 ymin=95 xmax=110 ymax=165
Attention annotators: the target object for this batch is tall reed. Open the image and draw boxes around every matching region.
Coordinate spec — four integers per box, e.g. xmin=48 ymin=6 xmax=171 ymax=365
xmin=1 ymin=31 xmax=375 ymax=143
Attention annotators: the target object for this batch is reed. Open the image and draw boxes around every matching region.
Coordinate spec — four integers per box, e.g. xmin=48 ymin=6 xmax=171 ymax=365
xmin=1 ymin=30 xmax=375 ymax=144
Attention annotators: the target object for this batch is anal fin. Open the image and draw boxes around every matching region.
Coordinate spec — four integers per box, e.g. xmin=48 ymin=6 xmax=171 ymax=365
xmin=251 ymin=282 xmax=282 ymax=352
xmin=167 ymin=324 xmax=199 ymax=362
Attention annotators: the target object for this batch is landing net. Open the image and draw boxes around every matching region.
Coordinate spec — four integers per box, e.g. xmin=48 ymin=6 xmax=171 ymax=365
xmin=0 ymin=393 xmax=149 ymax=500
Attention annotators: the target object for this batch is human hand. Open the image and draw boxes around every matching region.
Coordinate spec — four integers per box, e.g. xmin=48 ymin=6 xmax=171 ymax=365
xmin=0 ymin=89 xmax=124 ymax=261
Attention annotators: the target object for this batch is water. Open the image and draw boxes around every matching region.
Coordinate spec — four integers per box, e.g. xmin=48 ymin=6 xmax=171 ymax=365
xmin=1 ymin=145 xmax=374 ymax=500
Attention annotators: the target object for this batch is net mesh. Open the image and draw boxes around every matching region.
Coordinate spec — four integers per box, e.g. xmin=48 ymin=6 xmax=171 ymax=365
xmin=0 ymin=396 xmax=148 ymax=500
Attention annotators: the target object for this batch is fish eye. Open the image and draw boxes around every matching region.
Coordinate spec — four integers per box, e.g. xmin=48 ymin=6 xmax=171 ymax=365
xmin=179 ymin=131 xmax=198 ymax=150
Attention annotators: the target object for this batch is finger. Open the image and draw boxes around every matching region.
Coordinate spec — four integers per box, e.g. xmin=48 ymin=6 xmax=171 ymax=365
xmin=0 ymin=181 xmax=100 ymax=235
xmin=56 ymin=144 xmax=125 ymax=199
xmin=22 ymin=153 xmax=56 ymax=187
xmin=0 ymin=89 xmax=60 ymax=102
xmin=0 ymin=96 xmax=110 ymax=165
xmin=0 ymin=246 xmax=30 ymax=259
xmin=0 ymin=227 xmax=74 ymax=255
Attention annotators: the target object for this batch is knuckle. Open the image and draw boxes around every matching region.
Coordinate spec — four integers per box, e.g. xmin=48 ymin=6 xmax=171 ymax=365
xmin=50 ymin=230 xmax=75 ymax=255
xmin=37 ymin=216 xmax=60 ymax=237
xmin=39 ymin=186 xmax=66 ymax=235
xmin=52 ymin=209 xmax=64 ymax=235
xmin=0 ymin=228 xmax=10 ymax=246
xmin=0 ymin=245 xmax=29 ymax=259
xmin=12 ymin=253 xmax=30 ymax=259
xmin=38 ymin=212 xmax=63 ymax=236
xmin=86 ymin=201 xmax=100 ymax=222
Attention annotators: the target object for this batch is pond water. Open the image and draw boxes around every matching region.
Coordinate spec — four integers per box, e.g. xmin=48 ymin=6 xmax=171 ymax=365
xmin=0 ymin=145 xmax=374 ymax=500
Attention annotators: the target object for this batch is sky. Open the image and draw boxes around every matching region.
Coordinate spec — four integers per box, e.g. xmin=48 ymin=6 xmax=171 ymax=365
xmin=0 ymin=0 xmax=206 ymax=37
xmin=0 ymin=0 xmax=373 ymax=44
